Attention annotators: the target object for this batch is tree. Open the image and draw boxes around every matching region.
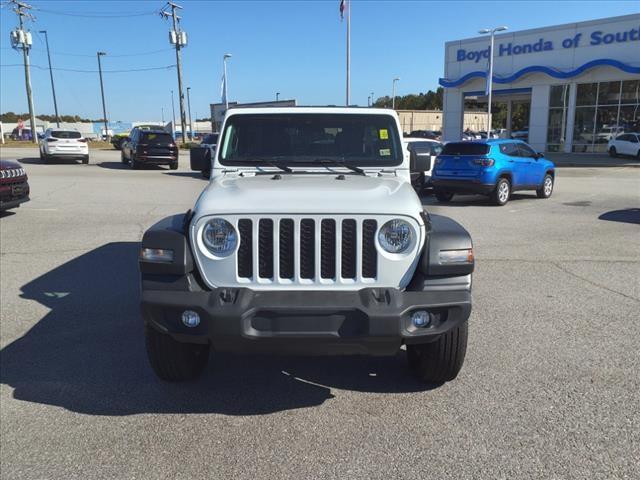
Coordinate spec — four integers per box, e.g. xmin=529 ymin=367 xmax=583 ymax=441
xmin=372 ymin=88 xmax=443 ymax=110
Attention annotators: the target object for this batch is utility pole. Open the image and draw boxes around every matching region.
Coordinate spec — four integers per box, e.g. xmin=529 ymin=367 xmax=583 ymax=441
xmin=392 ymin=78 xmax=400 ymax=110
xmin=160 ymin=2 xmax=187 ymax=144
xmin=171 ymin=90 xmax=176 ymax=138
xmin=96 ymin=52 xmax=109 ymax=141
xmin=345 ymin=0 xmax=351 ymax=106
xmin=10 ymin=0 xmax=37 ymax=143
xmin=371 ymin=91 xmax=374 ymax=107
xmin=39 ymin=30 xmax=59 ymax=127
xmin=186 ymin=86 xmax=193 ymax=141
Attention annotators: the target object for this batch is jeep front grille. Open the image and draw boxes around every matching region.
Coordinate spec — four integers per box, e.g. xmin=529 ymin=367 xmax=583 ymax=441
xmin=237 ymin=217 xmax=378 ymax=282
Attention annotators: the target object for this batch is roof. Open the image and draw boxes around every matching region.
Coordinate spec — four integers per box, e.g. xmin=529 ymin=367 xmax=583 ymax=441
xmin=225 ymin=107 xmax=398 ymax=116
xmin=403 ymin=137 xmax=441 ymax=144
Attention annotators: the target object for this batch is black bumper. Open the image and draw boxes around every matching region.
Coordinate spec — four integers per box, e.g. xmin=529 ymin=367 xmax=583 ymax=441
xmin=142 ymin=285 xmax=471 ymax=356
xmin=432 ymin=179 xmax=495 ymax=194
xmin=0 ymin=196 xmax=30 ymax=210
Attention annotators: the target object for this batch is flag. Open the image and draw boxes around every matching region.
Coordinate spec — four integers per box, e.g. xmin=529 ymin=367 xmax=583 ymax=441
xmin=340 ymin=0 xmax=346 ymax=20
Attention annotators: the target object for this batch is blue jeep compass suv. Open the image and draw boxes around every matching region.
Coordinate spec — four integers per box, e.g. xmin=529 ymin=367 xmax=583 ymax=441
xmin=431 ymin=139 xmax=555 ymax=206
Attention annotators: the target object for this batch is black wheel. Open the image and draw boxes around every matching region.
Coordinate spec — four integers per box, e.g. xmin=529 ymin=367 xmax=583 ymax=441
xmin=169 ymin=161 xmax=178 ymax=170
xmin=120 ymin=150 xmax=127 ymax=164
xmin=82 ymin=155 xmax=89 ymax=165
xmin=434 ymin=189 xmax=454 ymax=202
xmin=491 ymin=177 xmax=510 ymax=206
xmin=536 ymin=173 xmax=554 ymax=199
xmin=145 ymin=326 xmax=210 ymax=382
xmin=406 ymin=322 xmax=468 ymax=383
xmin=201 ymin=168 xmax=211 ymax=179
xmin=130 ymin=154 xmax=140 ymax=170
xmin=608 ymin=146 xmax=617 ymax=158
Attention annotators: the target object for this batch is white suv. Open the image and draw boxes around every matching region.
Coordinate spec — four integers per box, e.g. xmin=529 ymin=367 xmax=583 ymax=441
xmin=39 ymin=129 xmax=89 ymax=164
xmin=139 ymin=108 xmax=474 ymax=384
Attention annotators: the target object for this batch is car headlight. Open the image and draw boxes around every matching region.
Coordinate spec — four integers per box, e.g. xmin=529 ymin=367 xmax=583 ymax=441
xmin=202 ymin=218 xmax=237 ymax=256
xmin=378 ymin=219 xmax=414 ymax=253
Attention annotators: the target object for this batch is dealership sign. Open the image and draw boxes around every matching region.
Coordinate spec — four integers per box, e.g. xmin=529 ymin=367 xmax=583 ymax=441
xmin=457 ymin=26 xmax=640 ymax=63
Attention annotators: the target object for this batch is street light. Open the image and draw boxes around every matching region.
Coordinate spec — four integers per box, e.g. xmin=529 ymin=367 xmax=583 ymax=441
xmin=392 ymin=78 xmax=400 ymax=110
xmin=223 ymin=53 xmax=232 ymax=110
xmin=186 ymin=86 xmax=193 ymax=141
xmin=370 ymin=91 xmax=374 ymax=107
xmin=478 ymin=26 xmax=508 ymax=134
xmin=276 ymin=92 xmax=280 ymax=102
xmin=96 ymin=52 xmax=109 ymax=141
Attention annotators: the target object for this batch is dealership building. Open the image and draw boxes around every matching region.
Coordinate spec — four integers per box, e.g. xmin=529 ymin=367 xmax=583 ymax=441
xmin=440 ymin=14 xmax=640 ymax=152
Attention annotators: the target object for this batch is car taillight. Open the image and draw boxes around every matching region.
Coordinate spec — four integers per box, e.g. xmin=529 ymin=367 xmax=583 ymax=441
xmin=473 ymin=158 xmax=495 ymax=167
xmin=168 ymin=143 xmax=176 ymax=148
xmin=46 ymin=138 xmax=58 ymax=142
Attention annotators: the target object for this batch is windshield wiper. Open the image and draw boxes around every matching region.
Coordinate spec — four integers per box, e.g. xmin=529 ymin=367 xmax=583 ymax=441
xmin=311 ymin=158 xmax=366 ymax=175
xmin=238 ymin=159 xmax=292 ymax=173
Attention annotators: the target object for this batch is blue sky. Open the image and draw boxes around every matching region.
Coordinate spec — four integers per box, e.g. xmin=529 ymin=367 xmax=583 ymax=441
xmin=1 ymin=0 xmax=638 ymax=121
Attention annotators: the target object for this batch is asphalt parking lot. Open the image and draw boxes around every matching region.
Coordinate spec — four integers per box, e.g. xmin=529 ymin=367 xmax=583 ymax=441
xmin=1 ymin=147 xmax=639 ymax=479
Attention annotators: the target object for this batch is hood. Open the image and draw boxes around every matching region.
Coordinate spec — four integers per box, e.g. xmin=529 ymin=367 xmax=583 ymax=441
xmin=0 ymin=159 xmax=22 ymax=170
xmin=193 ymin=173 xmax=424 ymax=219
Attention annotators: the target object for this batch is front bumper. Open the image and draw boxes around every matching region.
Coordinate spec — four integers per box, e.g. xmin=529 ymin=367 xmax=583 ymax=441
xmin=141 ymin=285 xmax=471 ymax=356
xmin=0 ymin=181 xmax=30 ymax=210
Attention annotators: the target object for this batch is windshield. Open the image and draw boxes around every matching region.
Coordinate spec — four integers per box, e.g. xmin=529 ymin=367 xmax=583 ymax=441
xmin=51 ymin=131 xmax=81 ymax=139
xmin=140 ymin=132 xmax=174 ymax=145
xmin=218 ymin=113 xmax=402 ymax=167
xmin=441 ymin=142 xmax=490 ymax=156
xmin=202 ymin=133 xmax=219 ymax=144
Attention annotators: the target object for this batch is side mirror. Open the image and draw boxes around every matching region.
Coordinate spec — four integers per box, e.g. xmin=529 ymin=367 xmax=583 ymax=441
xmin=410 ymin=150 xmax=431 ymax=172
xmin=190 ymin=146 xmax=211 ymax=171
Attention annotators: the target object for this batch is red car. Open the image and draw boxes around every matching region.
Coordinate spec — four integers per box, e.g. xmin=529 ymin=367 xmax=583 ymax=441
xmin=0 ymin=160 xmax=30 ymax=211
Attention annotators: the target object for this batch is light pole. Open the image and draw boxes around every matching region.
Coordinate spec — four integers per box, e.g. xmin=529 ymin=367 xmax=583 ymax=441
xmin=39 ymin=30 xmax=59 ymax=127
xmin=478 ymin=26 xmax=508 ymax=134
xmin=367 ymin=96 xmax=371 ymax=107
xmin=223 ymin=53 xmax=232 ymax=111
xmin=171 ymin=89 xmax=177 ymax=138
xmin=276 ymin=92 xmax=280 ymax=102
xmin=186 ymin=86 xmax=193 ymax=141
xmin=371 ymin=91 xmax=374 ymax=107
xmin=96 ymin=52 xmax=109 ymax=141
xmin=392 ymin=78 xmax=400 ymax=110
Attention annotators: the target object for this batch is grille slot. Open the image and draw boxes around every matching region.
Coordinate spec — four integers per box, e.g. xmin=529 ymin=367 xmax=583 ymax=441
xmin=258 ymin=219 xmax=274 ymax=278
xmin=279 ymin=219 xmax=294 ymax=279
xmin=237 ymin=219 xmax=253 ymax=278
xmin=300 ymin=219 xmax=315 ymax=279
xmin=320 ymin=219 xmax=336 ymax=279
xmin=341 ymin=219 xmax=357 ymax=279
xmin=362 ymin=220 xmax=377 ymax=278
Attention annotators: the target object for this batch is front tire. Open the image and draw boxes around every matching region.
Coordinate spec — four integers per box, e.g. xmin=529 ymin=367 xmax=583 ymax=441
xmin=145 ymin=326 xmax=210 ymax=382
xmin=536 ymin=173 xmax=554 ymax=198
xmin=609 ymin=146 xmax=617 ymax=157
xmin=407 ymin=322 xmax=468 ymax=383
xmin=82 ymin=155 xmax=89 ymax=165
xmin=491 ymin=177 xmax=511 ymax=206
xmin=434 ymin=189 xmax=454 ymax=202
xmin=130 ymin=154 xmax=140 ymax=170
xmin=120 ymin=150 xmax=127 ymax=164
xmin=169 ymin=161 xmax=178 ymax=170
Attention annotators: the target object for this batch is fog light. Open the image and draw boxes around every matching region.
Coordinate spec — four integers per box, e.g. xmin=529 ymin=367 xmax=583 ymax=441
xmin=411 ymin=310 xmax=430 ymax=328
xmin=181 ymin=310 xmax=200 ymax=328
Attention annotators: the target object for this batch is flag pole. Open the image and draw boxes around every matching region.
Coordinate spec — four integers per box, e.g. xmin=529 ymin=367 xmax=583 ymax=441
xmin=346 ymin=0 xmax=350 ymax=106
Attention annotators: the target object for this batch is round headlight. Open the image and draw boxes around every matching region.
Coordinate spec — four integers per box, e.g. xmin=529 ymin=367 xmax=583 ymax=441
xmin=378 ymin=219 xmax=414 ymax=253
xmin=202 ymin=218 xmax=237 ymax=256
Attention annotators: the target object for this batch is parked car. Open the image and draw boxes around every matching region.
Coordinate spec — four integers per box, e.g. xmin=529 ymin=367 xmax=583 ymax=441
xmin=10 ymin=127 xmax=33 ymax=141
xmin=406 ymin=130 xmax=440 ymax=140
xmin=608 ymin=133 xmax=640 ymax=158
xmin=110 ymin=132 xmax=130 ymax=150
xmin=120 ymin=129 xmax=178 ymax=169
xmin=431 ymin=139 xmax=555 ymax=206
xmin=38 ymin=129 xmax=89 ymax=164
xmin=0 ymin=160 xmax=30 ymax=211
xmin=189 ymin=132 xmax=219 ymax=178
xmin=404 ymin=137 xmax=443 ymax=193
xmin=139 ymin=107 xmax=474 ymax=383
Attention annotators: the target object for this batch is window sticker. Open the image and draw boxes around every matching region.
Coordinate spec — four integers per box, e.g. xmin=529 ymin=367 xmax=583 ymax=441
xmin=380 ymin=148 xmax=391 ymax=156
xmin=379 ymin=129 xmax=389 ymax=140
xmin=148 ymin=134 xmax=157 ymax=140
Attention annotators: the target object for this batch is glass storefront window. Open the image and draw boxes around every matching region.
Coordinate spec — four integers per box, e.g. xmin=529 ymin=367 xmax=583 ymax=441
xmin=593 ymin=106 xmax=621 ymax=152
xmin=547 ymin=85 xmax=569 ymax=151
xmin=621 ymin=80 xmax=640 ymax=104
xmin=576 ymin=83 xmax=598 ymax=106
xmin=597 ymin=81 xmax=621 ymax=106
xmin=572 ymin=107 xmax=596 ymax=152
xmin=550 ymin=84 xmax=570 ymax=108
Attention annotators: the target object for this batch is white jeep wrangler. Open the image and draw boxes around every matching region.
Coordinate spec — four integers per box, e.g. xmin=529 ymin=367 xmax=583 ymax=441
xmin=140 ymin=107 xmax=474 ymax=383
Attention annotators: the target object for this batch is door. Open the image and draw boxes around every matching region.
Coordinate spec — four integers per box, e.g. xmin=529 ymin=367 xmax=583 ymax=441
xmin=498 ymin=142 xmax=528 ymax=187
xmin=516 ymin=142 xmax=542 ymax=185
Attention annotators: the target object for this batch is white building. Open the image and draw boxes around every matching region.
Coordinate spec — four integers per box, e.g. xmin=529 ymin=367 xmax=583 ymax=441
xmin=440 ymin=14 xmax=640 ymax=152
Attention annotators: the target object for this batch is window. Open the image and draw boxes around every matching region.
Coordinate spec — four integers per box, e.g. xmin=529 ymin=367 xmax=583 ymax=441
xmin=219 ymin=113 xmax=403 ymax=166
xmin=616 ymin=134 xmax=631 ymax=142
xmin=431 ymin=143 xmax=443 ymax=156
xmin=576 ymin=83 xmax=598 ymax=106
xmin=547 ymin=84 xmax=569 ymax=152
xmin=441 ymin=142 xmax=489 ymax=156
xmin=140 ymin=132 xmax=173 ymax=145
xmin=517 ymin=143 xmax=537 ymax=158
xmin=499 ymin=142 xmax=519 ymax=156
xmin=629 ymin=135 xmax=639 ymax=144
xmin=51 ymin=131 xmax=81 ymax=139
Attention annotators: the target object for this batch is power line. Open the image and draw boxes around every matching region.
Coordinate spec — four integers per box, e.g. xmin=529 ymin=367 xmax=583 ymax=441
xmin=34 ymin=7 xmax=158 ymax=18
xmin=2 ymin=45 xmax=173 ymax=58
xmin=0 ymin=63 xmax=176 ymax=73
